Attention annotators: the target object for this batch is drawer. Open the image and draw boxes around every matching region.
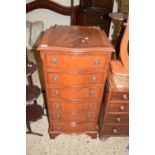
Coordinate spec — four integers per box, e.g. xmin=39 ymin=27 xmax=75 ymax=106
xmin=51 ymin=113 xmax=97 ymax=123
xmin=49 ymin=87 xmax=103 ymax=100
xmin=51 ymin=122 xmax=97 ymax=133
xmin=108 ymin=102 xmax=129 ymax=113
xmin=111 ymin=92 xmax=129 ymax=101
xmin=105 ymin=114 xmax=129 ymax=124
xmin=49 ymin=101 xmax=100 ymax=113
xmin=45 ymin=54 xmax=107 ymax=70
xmin=102 ymin=125 xmax=129 ymax=136
xmin=47 ymin=72 xmax=104 ymax=86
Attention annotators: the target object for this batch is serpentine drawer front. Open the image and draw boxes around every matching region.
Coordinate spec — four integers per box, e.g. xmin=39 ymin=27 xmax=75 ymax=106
xmin=51 ymin=122 xmax=97 ymax=133
xmin=49 ymin=87 xmax=103 ymax=100
xmin=50 ymin=112 xmax=97 ymax=123
xmin=45 ymin=54 xmax=107 ymax=71
xmin=47 ymin=72 xmax=104 ymax=86
xmin=37 ymin=25 xmax=114 ymax=139
xmin=49 ymin=100 xmax=100 ymax=113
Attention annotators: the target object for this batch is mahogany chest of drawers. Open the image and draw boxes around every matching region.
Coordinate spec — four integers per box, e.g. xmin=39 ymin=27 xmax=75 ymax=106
xmin=99 ymin=71 xmax=129 ymax=138
xmin=37 ymin=25 xmax=114 ymax=139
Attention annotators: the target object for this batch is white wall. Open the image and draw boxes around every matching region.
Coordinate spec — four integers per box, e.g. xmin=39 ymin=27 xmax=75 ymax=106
xmin=26 ymin=0 xmax=79 ymax=30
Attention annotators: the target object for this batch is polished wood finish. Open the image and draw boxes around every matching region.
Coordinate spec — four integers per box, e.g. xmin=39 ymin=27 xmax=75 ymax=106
xmin=38 ymin=26 xmax=113 ymax=51
xmin=108 ymin=101 xmax=129 ymax=113
xmin=37 ymin=26 xmax=114 ymax=139
xmin=105 ymin=114 xmax=129 ymax=124
xmin=47 ymin=72 xmax=104 ymax=86
xmin=75 ymin=0 xmax=114 ymax=35
xmin=49 ymin=100 xmax=99 ymax=113
xmin=49 ymin=87 xmax=102 ymax=100
xmin=51 ymin=122 xmax=97 ymax=133
xmin=99 ymin=70 xmax=129 ymax=138
xmin=45 ymin=54 xmax=107 ymax=70
xmin=101 ymin=124 xmax=129 ymax=136
xmin=51 ymin=112 xmax=97 ymax=123
xmin=26 ymin=85 xmax=41 ymax=102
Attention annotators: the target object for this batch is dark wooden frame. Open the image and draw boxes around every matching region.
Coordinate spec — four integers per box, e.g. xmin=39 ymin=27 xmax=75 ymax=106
xmin=26 ymin=0 xmax=79 ymax=24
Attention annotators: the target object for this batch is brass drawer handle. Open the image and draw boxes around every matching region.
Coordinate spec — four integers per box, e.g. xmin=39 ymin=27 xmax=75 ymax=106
xmin=92 ymin=76 xmax=97 ymax=81
xmin=56 ymin=126 xmax=61 ymax=131
xmin=88 ymin=104 xmax=93 ymax=109
xmin=93 ymin=60 xmax=100 ymax=65
xmin=54 ymin=91 xmax=59 ymax=96
xmin=53 ymin=75 xmax=58 ymax=81
xmin=86 ymin=114 xmax=91 ymax=120
xmin=51 ymin=58 xmax=58 ymax=64
xmin=116 ymin=117 xmax=121 ymax=122
xmin=120 ymin=105 xmax=125 ymax=111
xmin=56 ymin=114 xmax=61 ymax=120
xmin=55 ymin=104 xmax=60 ymax=109
xmin=113 ymin=128 xmax=118 ymax=133
xmin=70 ymin=122 xmax=76 ymax=127
xmin=122 ymin=94 xmax=128 ymax=100
xmin=89 ymin=91 xmax=95 ymax=97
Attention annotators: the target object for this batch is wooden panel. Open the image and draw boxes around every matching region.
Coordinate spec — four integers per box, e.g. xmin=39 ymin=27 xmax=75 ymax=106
xmin=51 ymin=112 xmax=97 ymax=123
xmin=45 ymin=54 xmax=107 ymax=71
xmin=93 ymin=0 xmax=114 ymax=9
xmin=51 ymin=122 xmax=97 ymax=133
xmin=82 ymin=10 xmax=109 ymax=24
xmin=81 ymin=0 xmax=114 ymax=9
xmin=108 ymin=101 xmax=129 ymax=113
xmin=105 ymin=114 xmax=129 ymax=124
xmin=111 ymin=92 xmax=129 ymax=101
xmin=49 ymin=87 xmax=103 ymax=100
xmin=47 ymin=72 xmax=104 ymax=86
xmin=102 ymin=125 xmax=129 ymax=135
xmin=49 ymin=101 xmax=99 ymax=113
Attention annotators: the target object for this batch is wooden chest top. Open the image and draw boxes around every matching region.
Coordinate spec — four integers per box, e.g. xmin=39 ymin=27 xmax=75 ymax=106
xmin=38 ymin=25 xmax=115 ymax=53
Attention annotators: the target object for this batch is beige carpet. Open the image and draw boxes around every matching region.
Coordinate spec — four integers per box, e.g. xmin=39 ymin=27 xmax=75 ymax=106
xmin=26 ymin=50 xmax=129 ymax=155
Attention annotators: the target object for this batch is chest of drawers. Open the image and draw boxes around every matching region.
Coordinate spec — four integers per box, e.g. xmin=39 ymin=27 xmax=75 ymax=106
xmin=37 ymin=26 xmax=114 ymax=139
xmin=99 ymin=70 xmax=129 ymax=138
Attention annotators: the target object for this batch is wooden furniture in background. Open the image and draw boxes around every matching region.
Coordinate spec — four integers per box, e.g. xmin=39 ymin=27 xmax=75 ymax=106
xmin=37 ymin=26 xmax=114 ymax=139
xmin=26 ymin=51 xmax=44 ymax=136
xmin=26 ymin=0 xmax=79 ymax=25
xmin=99 ymin=71 xmax=129 ymax=138
xmin=99 ymin=16 xmax=129 ymax=138
xmin=110 ymin=0 xmax=129 ymax=55
xmin=109 ymin=12 xmax=128 ymax=58
xmin=75 ymin=0 xmax=114 ymax=35
xmin=110 ymin=17 xmax=129 ymax=75
xmin=26 ymin=0 xmax=114 ymax=36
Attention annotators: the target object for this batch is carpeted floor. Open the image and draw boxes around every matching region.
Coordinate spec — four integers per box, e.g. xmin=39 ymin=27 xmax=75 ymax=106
xmin=26 ymin=50 xmax=129 ymax=155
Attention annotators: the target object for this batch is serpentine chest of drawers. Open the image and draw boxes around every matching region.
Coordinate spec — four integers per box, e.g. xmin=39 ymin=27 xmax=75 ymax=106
xmin=37 ymin=25 xmax=114 ymax=139
xmin=99 ymin=70 xmax=129 ymax=139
